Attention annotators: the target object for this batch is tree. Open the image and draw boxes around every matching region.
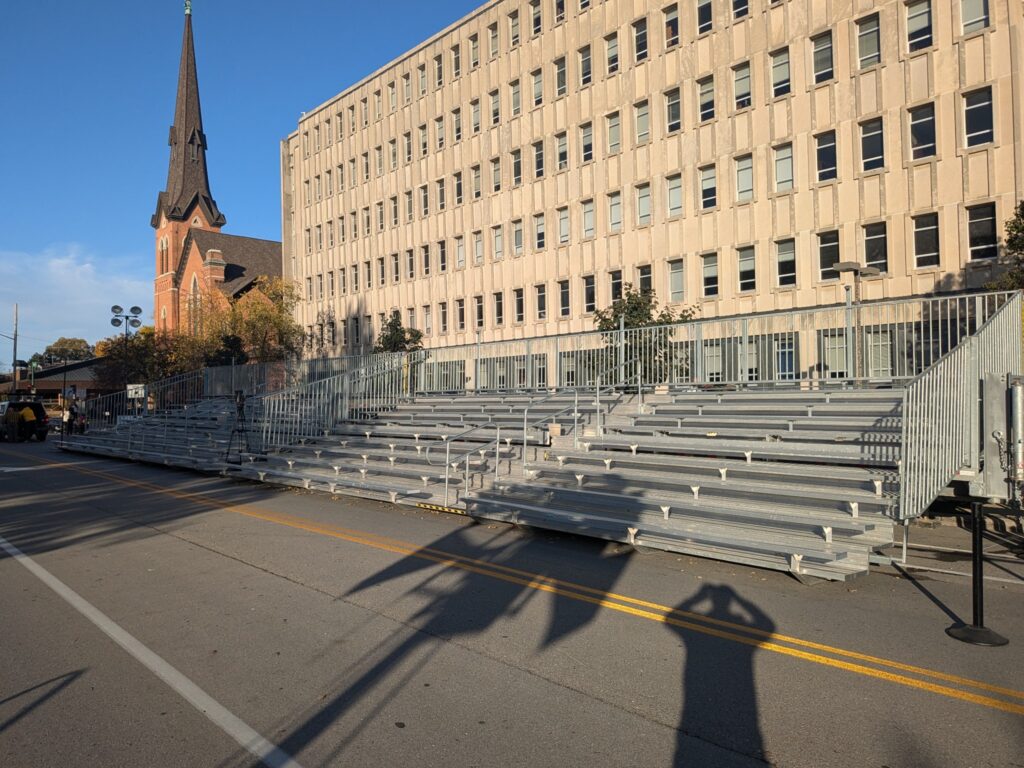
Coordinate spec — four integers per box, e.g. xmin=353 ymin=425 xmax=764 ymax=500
xmin=229 ymin=277 xmax=305 ymax=362
xmin=591 ymin=284 xmax=697 ymax=387
xmin=373 ymin=312 xmax=423 ymax=353
xmin=29 ymin=337 xmax=93 ymax=366
xmin=986 ymin=200 xmax=1024 ymax=290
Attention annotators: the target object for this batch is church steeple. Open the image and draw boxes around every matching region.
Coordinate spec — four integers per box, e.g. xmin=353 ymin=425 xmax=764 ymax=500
xmin=151 ymin=2 xmax=225 ymax=228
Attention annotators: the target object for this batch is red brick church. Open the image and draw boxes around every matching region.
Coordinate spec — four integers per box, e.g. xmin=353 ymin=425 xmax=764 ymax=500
xmin=151 ymin=3 xmax=280 ymax=334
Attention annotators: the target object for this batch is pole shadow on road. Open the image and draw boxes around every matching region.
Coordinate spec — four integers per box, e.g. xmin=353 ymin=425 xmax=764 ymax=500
xmin=0 ymin=670 xmax=86 ymax=736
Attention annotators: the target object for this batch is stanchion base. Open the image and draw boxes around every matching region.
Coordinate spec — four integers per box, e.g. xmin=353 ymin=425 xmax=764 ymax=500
xmin=945 ymin=624 xmax=1009 ymax=647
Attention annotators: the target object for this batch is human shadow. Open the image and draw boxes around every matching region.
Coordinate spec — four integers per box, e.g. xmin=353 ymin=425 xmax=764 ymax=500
xmin=669 ymin=584 xmax=775 ymax=767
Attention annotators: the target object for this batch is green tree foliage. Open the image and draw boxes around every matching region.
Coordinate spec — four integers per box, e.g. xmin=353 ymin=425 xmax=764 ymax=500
xmin=373 ymin=312 xmax=424 ymax=353
xmin=28 ymin=337 xmax=94 ymax=366
xmin=591 ymin=284 xmax=697 ymax=387
xmin=986 ymin=201 xmax=1024 ymax=290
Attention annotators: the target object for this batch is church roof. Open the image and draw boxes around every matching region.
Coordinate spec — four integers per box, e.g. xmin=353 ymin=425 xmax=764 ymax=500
xmin=151 ymin=8 xmax=225 ymax=228
xmin=190 ymin=230 xmax=282 ymax=297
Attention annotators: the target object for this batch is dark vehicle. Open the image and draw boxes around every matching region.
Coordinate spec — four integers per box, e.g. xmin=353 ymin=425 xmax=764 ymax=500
xmin=0 ymin=401 xmax=50 ymax=442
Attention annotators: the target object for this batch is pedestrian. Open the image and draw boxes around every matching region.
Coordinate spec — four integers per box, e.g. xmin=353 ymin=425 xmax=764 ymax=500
xmin=18 ymin=404 xmax=36 ymax=442
xmin=3 ymin=404 xmax=18 ymax=442
xmin=63 ymin=402 xmax=73 ymax=435
xmin=68 ymin=401 xmax=79 ymax=436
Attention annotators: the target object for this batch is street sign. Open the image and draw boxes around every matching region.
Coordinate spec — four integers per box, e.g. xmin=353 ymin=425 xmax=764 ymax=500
xmin=126 ymin=384 xmax=145 ymax=399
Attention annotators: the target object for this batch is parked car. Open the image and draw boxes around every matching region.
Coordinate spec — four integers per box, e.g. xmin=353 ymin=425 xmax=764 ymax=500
xmin=0 ymin=401 xmax=50 ymax=442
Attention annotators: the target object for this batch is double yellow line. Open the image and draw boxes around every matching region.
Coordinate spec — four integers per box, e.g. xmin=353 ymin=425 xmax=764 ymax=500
xmin=7 ymin=449 xmax=1024 ymax=716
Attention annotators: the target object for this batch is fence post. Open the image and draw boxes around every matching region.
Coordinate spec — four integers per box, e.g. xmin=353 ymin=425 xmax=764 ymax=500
xmin=740 ymin=319 xmax=749 ymax=387
xmin=618 ymin=316 xmax=625 ymax=386
xmin=555 ymin=336 xmax=561 ymax=390
xmin=845 ymin=286 xmax=855 ymax=384
xmin=968 ymin=337 xmax=981 ymax=474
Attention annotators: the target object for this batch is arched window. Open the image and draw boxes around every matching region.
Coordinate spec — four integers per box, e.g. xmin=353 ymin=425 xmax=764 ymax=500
xmin=189 ymin=275 xmax=201 ymax=334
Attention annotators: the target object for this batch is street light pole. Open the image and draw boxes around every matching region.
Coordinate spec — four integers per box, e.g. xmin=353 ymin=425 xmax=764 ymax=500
xmin=110 ymin=305 xmax=143 ymax=392
xmin=835 ymin=263 xmax=880 ymax=383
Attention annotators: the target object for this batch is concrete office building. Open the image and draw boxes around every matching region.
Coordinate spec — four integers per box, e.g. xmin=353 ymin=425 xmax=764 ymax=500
xmin=282 ymin=0 xmax=1022 ymax=355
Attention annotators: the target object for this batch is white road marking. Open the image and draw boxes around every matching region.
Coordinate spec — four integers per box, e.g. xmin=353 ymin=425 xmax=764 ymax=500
xmin=0 ymin=534 xmax=305 ymax=768
xmin=0 ymin=460 xmax=103 ymax=473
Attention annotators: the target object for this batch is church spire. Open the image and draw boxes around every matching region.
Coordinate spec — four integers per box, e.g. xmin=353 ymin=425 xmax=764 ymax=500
xmin=151 ymin=3 xmax=226 ymax=228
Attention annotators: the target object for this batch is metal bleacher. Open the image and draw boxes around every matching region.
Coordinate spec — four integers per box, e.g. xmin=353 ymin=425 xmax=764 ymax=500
xmin=60 ymin=291 xmax=1023 ymax=582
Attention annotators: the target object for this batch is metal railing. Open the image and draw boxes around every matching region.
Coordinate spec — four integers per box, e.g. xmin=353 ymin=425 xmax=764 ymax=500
xmin=520 ymin=389 xmax=581 ymax=475
xmin=898 ymin=292 xmax=1023 ymax=520
xmin=400 ymin=292 xmax=1014 ymax=395
xmin=424 ymin=421 xmax=498 ymax=507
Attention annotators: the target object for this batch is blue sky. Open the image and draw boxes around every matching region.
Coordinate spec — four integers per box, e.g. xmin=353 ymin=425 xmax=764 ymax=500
xmin=0 ymin=0 xmax=482 ymax=370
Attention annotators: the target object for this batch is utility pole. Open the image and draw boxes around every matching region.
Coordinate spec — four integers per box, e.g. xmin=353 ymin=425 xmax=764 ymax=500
xmin=11 ymin=304 xmax=18 ymax=395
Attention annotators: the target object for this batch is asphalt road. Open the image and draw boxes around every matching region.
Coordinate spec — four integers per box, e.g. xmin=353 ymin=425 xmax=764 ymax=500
xmin=1 ymin=442 xmax=1021 ymax=768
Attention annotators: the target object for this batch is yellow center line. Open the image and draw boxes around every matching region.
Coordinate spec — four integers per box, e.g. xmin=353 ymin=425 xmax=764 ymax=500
xmin=6 ymin=449 xmax=1024 ymax=716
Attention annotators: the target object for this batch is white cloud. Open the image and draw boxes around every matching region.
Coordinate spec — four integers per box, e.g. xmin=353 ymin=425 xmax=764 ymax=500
xmin=0 ymin=243 xmax=151 ymax=370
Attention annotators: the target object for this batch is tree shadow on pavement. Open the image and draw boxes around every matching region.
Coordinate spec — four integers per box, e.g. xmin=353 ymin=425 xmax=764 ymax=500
xmin=265 ymin=522 xmax=633 ymax=764
xmin=669 ymin=584 xmax=775 ymax=767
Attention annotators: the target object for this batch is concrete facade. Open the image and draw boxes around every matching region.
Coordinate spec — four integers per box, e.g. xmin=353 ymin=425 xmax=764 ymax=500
xmin=283 ymin=0 xmax=1024 ymax=353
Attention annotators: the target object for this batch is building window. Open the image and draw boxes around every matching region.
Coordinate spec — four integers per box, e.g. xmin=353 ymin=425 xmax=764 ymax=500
xmin=558 ymin=207 xmax=570 ymax=244
xmin=774 ymin=144 xmax=793 ymax=191
xmin=858 ymin=14 xmax=881 ymax=68
xmin=510 ymin=80 xmax=521 ymax=116
xmin=668 ymin=259 xmax=684 ymax=302
xmin=777 ymin=239 xmax=796 ymax=286
xmin=583 ymin=276 xmax=596 ymax=313
xmin=734 ymin=63 xmax=751 ymax=109
xmin=534 ymin=213 xmax=546 ymax=249
xmin=438 ymin=240 xmax=448 ymax=272
xmin=490 ymin=90 xmax=500 ymax=125
xmin=512 ymin=149 xmax=522 ymax=186
xmin=555 ymin=57 xmax=567 ymax=97
xmin=494 ymin=292 xmax=504 ymax=325
xmin=633 ymin=18 xmax=648 ymax=63
xmin=860 ymin=118 xmax=885 ymax=171
xmin=510 ymin=11 xmax=521 ymax=46
xmin=471 ymin=100 xmax=481 ymax=132
xmin=456 ymin=237 xmax=465 ymax=268
xmin=908 ymin=104 xmax=936 ymax=159
xmin=422 ymin=245 xmax=432 ymax=276
xmin=491 ymin=158 xmax=501 ymax=192
xmin=536 ymin=284 xmax=547 ymax=319
xmin=968 ymin=204 xmax=998 ymax=260
xmin=451 ymin=44 xmax=462 ymax=78
xmin=559 ymin=280 xmax=570 ymax=317
xmin=475 ymin=296 xmax=484 ymax=329
xmin=638 ymin=265 xmax=652 ymax=294
xmin=697 ymin=0 xmax=712 ymax=35
xmin=513 ymin=220 xmax=524 ymax=254
xmin=472 ymin=165 xmax=481 ymax=198
xmin=473 ymin=231 xmax=483 ymax=264
xmin=699 ymin=76 xmax=715 ymax=121
xmin=734 ymin=0 xmax=748 ymax=19
xmin=700 ymin=165 xmax=717 ymax=209
xmin=435 ymin=118 xmax=445 ymax=151
xmin=738 ymin=246 xmax=756 ymax=292
xmin=439 ymin=302 xmax=448 ymax=333
xmin=608 ymin=191 xmax=622 ymax=231
xmin=424 ymin=306 xmax=433 ymax=335
xmin=702 ymin=253 xmax=718 ymax=297
xmin=667 ymin=174 xmax=683 ymax=217
xmin=818 ymin=230 xmax=840 ymax=280
xmin=555 ymin=0 xmax=566 ymax=23
xmin=864 ymin=222 xmax=888 ymax=271
xmin=607 ymin=111 xmax=621 ymax=153
xmin=962 ymin=0 xmax=990 ymax=34
xmin=489 ymin=23 xmax=499 ymax=58
xmin=816 ymin=131 xmax=837 ymax=181
xmin=664 ymin=4 xmax=679 ymax=47
xmin=534 ymin=141 xmax=545 ymax=177
xmin=813 ymin=32 xmax=834 ymax=83
xmin=771 ymin=48 xmax=791 ymax=97
xmin=531 ymin=0 xmax=542 ymax=35
xmin=913 ymin=213 xmax=940 ymax=267
xmin=434 ymin=55 xmax=443 ymax=88
xmin=532 ymin=70 xmax=543 ymax=106
xmin=453 ymin=109 xmax=463 ymax=142
xmin=606 ymin=33 xmax=619 ymax=74
xmin=454 ymin=172 xmax=464 ymax=204
xmin=580 ymin=123 xmax=593 ymax=162
xmin=582 ymin=199 xmax=595 ymax=238
xmin=964 ymin=87 xmax=994 ymax=146
xmin=635 ymin=100 xmax=650 ymax=143
xmin=554 ymin=132 xmax=568 ymax=170
xmin=610 ymin=270 xmax=623 ymax=301
xmin=417 ymin=66 xmax=426 ymax=96
xmin=493 ymin=226 xmax=504 ymax=259
xmin=666 ymin=88 xmax=681 ymax=133
xmin=457 ymin=299 xmax=466 ymax=331
xmin=736 ymin=155 xmax=753 ymax=202
xmin=469 ymin=34 xmax=480 ymax=68
xmin=514 ymin=289 xmax=524 ymax=323
xmin=636 ymin=183 xmax=652 ymax=226
xmin=907 ymin=0 xmax=932 ymax=51
xmin=580 ymin=45 xmax=592 ymax=86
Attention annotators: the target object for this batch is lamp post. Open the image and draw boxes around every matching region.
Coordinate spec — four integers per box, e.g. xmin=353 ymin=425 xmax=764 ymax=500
xmin=110 ymin=305 xmax=143 ymax=391
xmin=835 ymin=262 xmax=880 ymax=383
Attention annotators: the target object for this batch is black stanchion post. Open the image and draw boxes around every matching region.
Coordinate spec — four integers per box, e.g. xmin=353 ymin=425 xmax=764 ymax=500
xmin=946 ymin=502 xmax=1009 ymax=647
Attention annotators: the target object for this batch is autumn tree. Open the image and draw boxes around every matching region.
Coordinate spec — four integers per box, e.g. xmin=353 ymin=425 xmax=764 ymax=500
xmin=986 ymin=200 xmax=1024 ymax=290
